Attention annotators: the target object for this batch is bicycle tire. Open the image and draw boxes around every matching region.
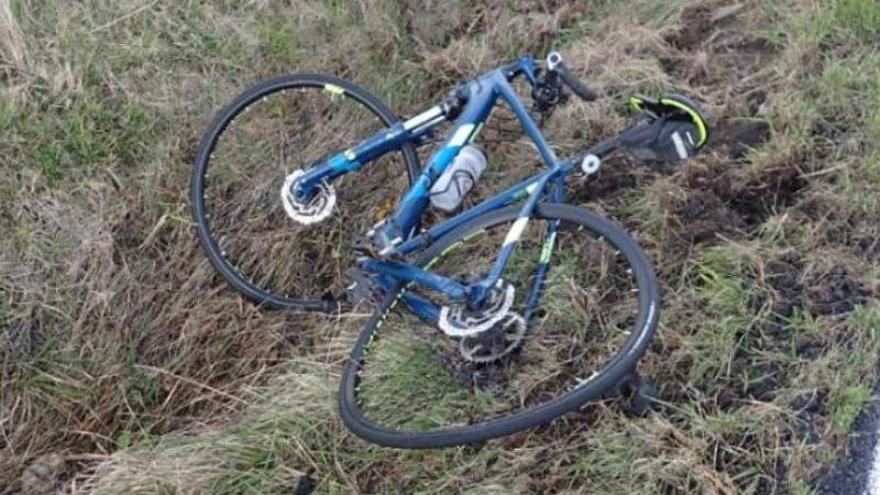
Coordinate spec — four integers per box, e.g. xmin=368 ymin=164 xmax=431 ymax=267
xmin=191 ymin=73 xmax=420 ymax=311
xmin=338 ymin=203 xmax=660 ymax=448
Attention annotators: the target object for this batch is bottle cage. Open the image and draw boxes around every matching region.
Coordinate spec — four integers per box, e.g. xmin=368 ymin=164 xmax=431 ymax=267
xmin=620 ymin=93 xmax=711 ymax=165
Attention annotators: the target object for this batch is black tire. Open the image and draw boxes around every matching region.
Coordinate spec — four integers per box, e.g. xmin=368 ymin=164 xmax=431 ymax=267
xmin=339 ymin=203 xmax=660 ymax=448
xmin=191 ymin=74 xmax=420 ymax=311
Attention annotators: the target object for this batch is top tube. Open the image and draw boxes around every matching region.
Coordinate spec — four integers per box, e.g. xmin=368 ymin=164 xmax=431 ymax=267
xmin=370 ymin=57 xmax=569 ymax=254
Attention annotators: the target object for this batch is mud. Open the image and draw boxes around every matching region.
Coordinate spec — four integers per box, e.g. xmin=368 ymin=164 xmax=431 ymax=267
xmin=814 ymin=382 xmax=880 ymax=495
xmin=447 ymin=357 xmax=513 ymax=392
xmin=714 ymin=119 xmax=773 ymax=160
xmin=765 ymin=257 xmax=868 ymax=318
xmin=809 ymin=271 xmax=868 ymax=316
xmin=676 ymin=182 xmax=743 ymax=243
xmin=765 ymin=258 xmax=806 ymax=318
xmin=665 ymin=5 xmax=718 ymax=52
xmin=575 ymin=163 xmax=640 ymax=201
xmin=674 ymin=161 xmax=807 ymax=242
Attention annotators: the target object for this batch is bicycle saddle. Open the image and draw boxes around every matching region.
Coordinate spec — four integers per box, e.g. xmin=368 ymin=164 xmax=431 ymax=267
xmin=620 ymin=93 xmax=710 ymax=165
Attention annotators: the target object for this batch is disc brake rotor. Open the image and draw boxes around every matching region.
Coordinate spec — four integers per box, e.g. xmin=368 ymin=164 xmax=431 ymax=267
xmin=280 ymin=169 xmax=336 ymax=225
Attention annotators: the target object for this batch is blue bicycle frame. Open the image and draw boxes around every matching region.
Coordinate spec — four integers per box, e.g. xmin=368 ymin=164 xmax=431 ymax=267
xmin=293 ymin=56 xmax=609 ymax=324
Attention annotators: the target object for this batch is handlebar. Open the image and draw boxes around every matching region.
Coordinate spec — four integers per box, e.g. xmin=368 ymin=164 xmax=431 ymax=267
xmin=546 ymin=51 xmax=599 ymax=102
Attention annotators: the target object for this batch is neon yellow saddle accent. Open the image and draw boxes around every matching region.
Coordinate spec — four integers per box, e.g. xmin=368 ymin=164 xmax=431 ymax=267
xmin=659 ymin=97 xmax=708 ymax=147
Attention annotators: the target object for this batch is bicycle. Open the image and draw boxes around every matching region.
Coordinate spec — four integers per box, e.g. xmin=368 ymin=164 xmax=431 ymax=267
xmin=191 ymin=52 xmax=710 ymax=448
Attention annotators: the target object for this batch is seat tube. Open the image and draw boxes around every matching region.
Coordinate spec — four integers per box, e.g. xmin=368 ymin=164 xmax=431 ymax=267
xmin=470 ymin=169 xmax=555 ymax=307
xmin=522 ymin=174 xmax=564 ymax=320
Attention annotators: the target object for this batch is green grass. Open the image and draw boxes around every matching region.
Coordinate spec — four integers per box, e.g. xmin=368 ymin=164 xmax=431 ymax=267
xmin=3 ymin=0 xmax=880 ymax=493
xmin=832 ymin=0 xmax=880 ymax=42
xmin=357 ymin=330 xmax=480 ymax=430
xmin=680 ymin=246 xmax=755 ymax=386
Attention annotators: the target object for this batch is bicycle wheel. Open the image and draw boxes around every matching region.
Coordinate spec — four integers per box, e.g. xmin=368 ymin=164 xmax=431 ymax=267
xmin=339 ymin=203 xmax=660 ymax=448
xmin=191 ymin=74 xmax=419 ymax=311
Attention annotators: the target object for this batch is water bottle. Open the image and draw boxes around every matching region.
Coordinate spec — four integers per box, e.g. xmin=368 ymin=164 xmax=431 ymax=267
xmin=430 ymin=145 xmax=487 ymax=213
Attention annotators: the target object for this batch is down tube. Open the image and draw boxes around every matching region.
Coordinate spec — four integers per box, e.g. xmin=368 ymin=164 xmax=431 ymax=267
xmin=389 ymin=85 xmax=497 ymax=239
xmin=394 ymin=170 xmax=549 ymax=257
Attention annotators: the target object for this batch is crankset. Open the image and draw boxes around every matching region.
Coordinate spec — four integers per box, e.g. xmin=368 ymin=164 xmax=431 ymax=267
xmin=432 ymin=277 xmax=528 ymax=363
xmin=437 ymin=279 xmax=515 ymax=338
xmin=458 ymin=313 xmax=526 ymax=363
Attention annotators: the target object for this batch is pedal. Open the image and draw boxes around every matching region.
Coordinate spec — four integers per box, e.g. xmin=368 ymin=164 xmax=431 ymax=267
xmin=345 ymin=267 xmax=380 ymax=306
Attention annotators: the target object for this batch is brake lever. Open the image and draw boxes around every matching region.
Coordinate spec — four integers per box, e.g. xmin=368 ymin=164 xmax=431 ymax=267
xmin=546 ymin=51 xmax=599 ymax=102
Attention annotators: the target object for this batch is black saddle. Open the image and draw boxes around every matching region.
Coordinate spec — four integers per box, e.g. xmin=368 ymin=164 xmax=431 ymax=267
xmin=619 ymin=93 xmax=711 ymax=165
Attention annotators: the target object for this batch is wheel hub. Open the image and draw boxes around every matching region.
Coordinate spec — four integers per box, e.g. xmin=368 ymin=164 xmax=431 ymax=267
xmin=280 ymin=169 xmax=336 ymax=225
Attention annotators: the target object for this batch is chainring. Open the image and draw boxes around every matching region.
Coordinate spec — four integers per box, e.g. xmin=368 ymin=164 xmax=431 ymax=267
xmin=458 ymin=313 xmax=526 ymax=363
xmin=437 ymin=279 xmax=515 ymax=338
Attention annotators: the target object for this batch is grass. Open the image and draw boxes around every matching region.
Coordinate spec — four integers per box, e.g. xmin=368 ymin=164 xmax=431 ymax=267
xmin=3 ymin=0 xmax=880 ymax=493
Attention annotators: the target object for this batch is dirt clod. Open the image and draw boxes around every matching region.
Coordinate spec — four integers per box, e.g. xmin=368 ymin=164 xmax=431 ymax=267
xmin=765 ymin=258 xmax=804 ymax=317
xmin=448 ymin=359 xmax=512 ymax=392
xmin=766 ymin=258 xmax=868 ymax=318
xmin=808 ymin=272 xmax=867 ymax=316
xmin=674 ymin=162 xmax=808 ymax=242
xmin=20 ymin=454 xmax=67 ymax=495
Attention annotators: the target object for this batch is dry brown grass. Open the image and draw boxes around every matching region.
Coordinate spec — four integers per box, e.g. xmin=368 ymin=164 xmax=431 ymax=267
xmin=2 ymin=0 xmax=880 ymax=493
xmin=0 ymin=0 xmax=30 ymax=88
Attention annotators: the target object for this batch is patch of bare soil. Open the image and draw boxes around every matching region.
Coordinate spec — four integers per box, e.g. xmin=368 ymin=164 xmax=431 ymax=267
xmin=19 ymin=454 xmax=69 ymax=495
xmin=714 ymin=119 xmax=773 ymax=160
xmin=576 ymin=163 xmax=641 ymax=200
xmin=448 ymin=358 xmax=513 ymax=391
xmin=765 ymin=258 xmax=868 ymax=318
xmin=665 ymin=5 xmax=719 ymax=52
xmin=673 ymin=161 xmax=807 ymax=243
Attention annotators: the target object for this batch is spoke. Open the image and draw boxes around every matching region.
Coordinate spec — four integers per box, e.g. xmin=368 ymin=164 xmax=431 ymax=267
xmin=200 ymin=83 xmax=410 ymax=302
xmin=353 ymin=213 xmax=647 ymax=431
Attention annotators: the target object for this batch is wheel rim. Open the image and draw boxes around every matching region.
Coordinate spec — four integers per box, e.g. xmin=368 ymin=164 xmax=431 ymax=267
xmin=193 ymin=77 xmax=415 ymax=309
xmin=343 ymin=205 xmax=659 ymax=446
